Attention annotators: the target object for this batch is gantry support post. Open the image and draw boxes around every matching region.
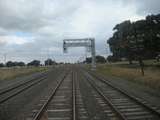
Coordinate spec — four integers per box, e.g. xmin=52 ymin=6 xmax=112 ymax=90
xmin=91 ymin=38 xmax=96 ymax=70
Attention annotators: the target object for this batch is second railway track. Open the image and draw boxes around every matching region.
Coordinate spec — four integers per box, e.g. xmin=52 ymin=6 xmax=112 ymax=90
xmin=82 ymin=70 xmax=160 ymax=120
xmin=0 ymin=73 xmax=47 ymax=104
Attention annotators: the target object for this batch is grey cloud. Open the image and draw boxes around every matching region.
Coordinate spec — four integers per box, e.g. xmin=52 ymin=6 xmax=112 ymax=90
xmin=0 ymin=0 xmax=159 ymax=62
xmin=136 ymin=0 xmax=160 ymax=15
xmin=121 ymin=0 xmax=160 ymax=15
xmin=0 ymin=0 xmax=79 ymax=33
xmin=0 ymin=27 xmax=8 ymax=36
xmin=0 ymin=0 xmax=42 ymax=31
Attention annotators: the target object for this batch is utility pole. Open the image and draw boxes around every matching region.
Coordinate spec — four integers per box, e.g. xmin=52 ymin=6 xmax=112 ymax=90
xmin=47 ymin=48 xmax=50 ymax=66
xmin=90 ymin=38 xmax=96 ymax=70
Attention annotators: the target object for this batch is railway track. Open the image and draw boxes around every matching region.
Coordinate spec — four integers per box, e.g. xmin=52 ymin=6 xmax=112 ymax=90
xmin=27 ymin=71 xmax=74 ymax=120
xmin=28 ymin=69 xmax=92 ymax=120
xmin=4 ymin=66 xmax=159 ymax=120
xmin=82 ymin=70 xmax=160 ymax=120
xmin=74 ymin=70 xmax=89 ymax=120
xmin=0 ymin=73 xmax=47 ymax=104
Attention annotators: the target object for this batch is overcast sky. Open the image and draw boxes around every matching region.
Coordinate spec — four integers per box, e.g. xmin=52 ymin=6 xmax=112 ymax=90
xmin=0 ymin=0 xmax=160 ymax=63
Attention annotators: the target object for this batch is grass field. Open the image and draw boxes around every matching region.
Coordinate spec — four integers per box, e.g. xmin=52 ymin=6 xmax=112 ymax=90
xmin=0 ymin=67 xmax=49 ymax=81
xmin=95 ymin=61 xmax=160 ymax=90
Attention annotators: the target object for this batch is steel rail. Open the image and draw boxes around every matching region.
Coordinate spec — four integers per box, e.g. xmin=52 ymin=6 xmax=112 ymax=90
xmin=72 ymin=71 xmax=76 ymax=120
xmin=83 ymin=72 xmax=127 ymax=120
xmin=33 ymin=71 xmax=69 ymax=120
xmin=0 ymin=73 xmax=47 ymax=96
xmin=0 ymin=77 xmax=46 ymax=104
xmin=88 ymin=71 xmax=160 ymax=117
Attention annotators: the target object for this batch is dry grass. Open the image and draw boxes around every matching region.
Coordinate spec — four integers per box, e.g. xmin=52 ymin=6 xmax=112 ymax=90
xmin=0 ymin=67 xmax=49 ymax=81
xmin=96 ymin=64 xmax=160 ymax=89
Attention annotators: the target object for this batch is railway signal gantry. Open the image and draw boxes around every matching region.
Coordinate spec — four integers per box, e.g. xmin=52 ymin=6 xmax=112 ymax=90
xmin=63 ymin=38 xmax=96 ymax=70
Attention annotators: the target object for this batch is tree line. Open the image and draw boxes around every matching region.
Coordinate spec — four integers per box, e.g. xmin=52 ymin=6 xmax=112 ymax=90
xmin=83 ymin=55 xmax=106 ymax=63
xmin=107 ymin=14 xmax=160 ymax=63
xmin=0 ymin=59 xmax=57 ymax=67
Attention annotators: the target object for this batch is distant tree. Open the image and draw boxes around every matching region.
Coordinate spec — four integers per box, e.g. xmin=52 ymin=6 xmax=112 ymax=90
xmin=59 ymin=62 xmax=64 ymax=64
xmin=107 ymin=14 xmax=160 ymax=75
xmin=107 ymin=55 xmax=120 ymax=62
xmin=44 ymin=59 xmax=56 ymax=66
xmin=107 ymin=13 xmax=160 ymax=62
xmin=17 ymin=62 xmax=25 ymax=66
xmin=84 ymin=55 xmax=106 ymax=63
xmin=0 ymin=63 xmax=4 ymax=67
xmin=6 ymin=61 xmax=26 ymax=67
xmin=85 ymin=57 xmax=92 ymax=63
xmin=108 ymin=20 xmax=135 ymax=64
xmin=96 ymin=55 xmax=106 ymax=63
xmin=27 ymin=60 xmax=40 ymax=66
xmin=6 ymin=61 xmax=15 ymax=67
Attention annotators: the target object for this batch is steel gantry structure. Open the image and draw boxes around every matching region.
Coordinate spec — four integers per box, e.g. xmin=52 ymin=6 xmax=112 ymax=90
xmin=63 ymin=38 xmax=96 ymax=70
